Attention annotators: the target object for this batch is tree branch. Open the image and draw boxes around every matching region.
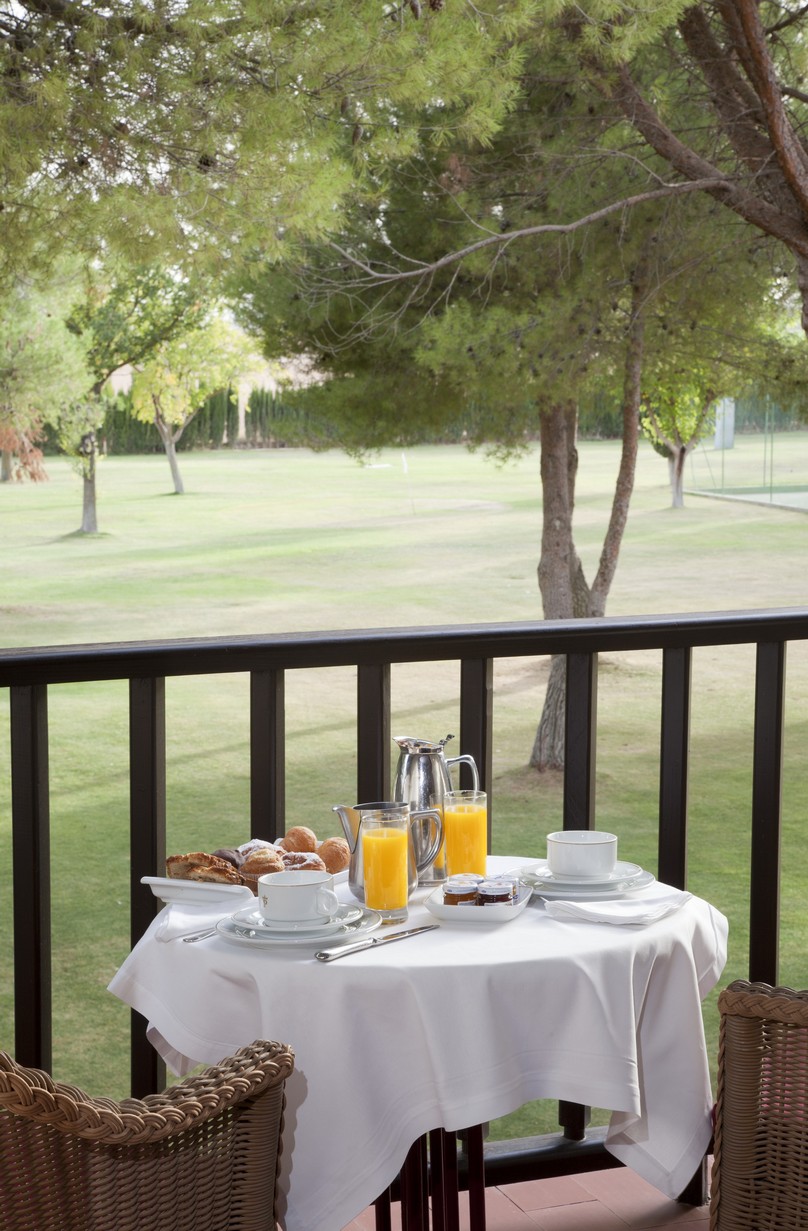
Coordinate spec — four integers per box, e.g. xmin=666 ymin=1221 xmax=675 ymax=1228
xmin=327 ymin=179 xmax=730 ymax=286
xmin=608 ymin=62 xmax=808 ymax=257
xmin=727 ymin=0 xmax=808 ymax=216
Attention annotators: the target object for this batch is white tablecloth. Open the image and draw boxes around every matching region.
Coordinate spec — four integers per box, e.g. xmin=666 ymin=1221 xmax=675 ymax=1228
xmin=109 ymin=857 xmax=728 ymax=1231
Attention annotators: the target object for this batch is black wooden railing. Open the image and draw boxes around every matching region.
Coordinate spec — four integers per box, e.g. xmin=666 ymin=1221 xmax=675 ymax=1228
xmin=1 ymin=607 xmax=802 ymax=1192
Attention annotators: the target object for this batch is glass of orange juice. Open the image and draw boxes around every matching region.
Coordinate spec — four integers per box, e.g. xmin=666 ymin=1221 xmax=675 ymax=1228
xmin=443 ymin=790 xmax=488 ymax=878
xmin=361 ymin=812 xmax=410 ymax=925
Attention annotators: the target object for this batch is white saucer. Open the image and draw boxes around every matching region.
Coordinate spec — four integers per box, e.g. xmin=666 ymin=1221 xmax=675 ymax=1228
xmin=522 ymin=868 xmax=655 ymax=899
xmin=524 ymin=860 xmax=643 ymax=888
xmin=231 ymin=904 xmax=363 ymax=935
xmin=216 ymin=907 xmax=382 ymax=948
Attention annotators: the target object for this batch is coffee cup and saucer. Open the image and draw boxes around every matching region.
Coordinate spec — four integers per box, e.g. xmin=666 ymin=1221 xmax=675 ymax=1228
xmin=232 ymin=870 xmax=362 ymax=937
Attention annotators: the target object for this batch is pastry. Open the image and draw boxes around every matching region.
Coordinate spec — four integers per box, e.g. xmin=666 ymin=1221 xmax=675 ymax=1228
xmin=211 ymin=847 xmax=245 ymax=869
xmin=317 ymin=837 xmax=351 ymax=874
xmin=279 ymin=826 xmax=318 ymax=853
xmin=240 ymin=848 xmax=285 ymax=877
xmin=165 ymin=852 xmax=242 ymax=884
xmin=281 ymin=850 xmax=326 ymax=872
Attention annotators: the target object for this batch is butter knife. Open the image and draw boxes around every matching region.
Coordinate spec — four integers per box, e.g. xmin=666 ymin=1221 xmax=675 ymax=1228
xmin=315 ymin=923 xmax=438 ymax=962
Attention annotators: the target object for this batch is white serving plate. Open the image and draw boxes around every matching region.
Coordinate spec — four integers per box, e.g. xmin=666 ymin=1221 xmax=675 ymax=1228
xmin=424 ymin=883 xmax=532 ymax=923
xmin=142 ymin=876 xmax=253 ymax=906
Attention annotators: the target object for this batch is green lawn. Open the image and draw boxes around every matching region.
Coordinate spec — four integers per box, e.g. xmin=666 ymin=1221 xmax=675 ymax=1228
xmin=2 ymin=435 xmax=808 ymax=1142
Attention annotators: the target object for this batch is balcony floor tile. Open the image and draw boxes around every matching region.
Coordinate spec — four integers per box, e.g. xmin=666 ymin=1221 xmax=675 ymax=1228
xmin=339 ymin=1166 xmax=711 ymax=1231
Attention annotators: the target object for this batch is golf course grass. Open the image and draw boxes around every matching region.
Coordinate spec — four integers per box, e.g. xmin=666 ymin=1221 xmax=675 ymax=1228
xmin=2 ymin=432 xmax=808 ymax=1143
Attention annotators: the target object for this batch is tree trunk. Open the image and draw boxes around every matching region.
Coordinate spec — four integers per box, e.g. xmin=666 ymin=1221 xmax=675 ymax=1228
xmin=80 ymin=440 xmax=98 ymax=533
xmin=531 ymin=260 xmax=648 ymax=769
xmin=163 ymin=435 xmax=185 ymax=495
xmin=1 ymin=449 xmax=12 ymax=481
xmin=153 ymin=401 xmax=186 ymax=495
xmin=670 ymin=446 xmax=686 ymax=507
xmin=530 ymin=402 xmax=584 ymax=771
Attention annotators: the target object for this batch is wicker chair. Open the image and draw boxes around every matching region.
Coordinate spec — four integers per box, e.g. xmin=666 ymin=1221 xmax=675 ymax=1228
xmin=0 ymin=1039 xmax=294 ymax=1231
xmin=711 ymin=980 xmax=808 ymax=1231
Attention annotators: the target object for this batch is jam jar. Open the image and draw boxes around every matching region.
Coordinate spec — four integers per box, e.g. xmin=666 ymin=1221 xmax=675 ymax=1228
xmin=476 ymin=880 xmax=515 ymax=906
xmin=443 ymin=875 xmax=482 ymax=906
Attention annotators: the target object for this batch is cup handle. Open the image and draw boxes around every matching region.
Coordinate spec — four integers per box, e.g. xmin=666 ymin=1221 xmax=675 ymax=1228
xmin=316 ymin=887 xmax=341 ymax=916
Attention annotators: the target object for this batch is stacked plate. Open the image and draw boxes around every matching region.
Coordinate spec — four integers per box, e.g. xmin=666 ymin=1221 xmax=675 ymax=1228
xmin=215 ymin=903 xmax=382 ymax=948
xmin=521 ymin=860 xmax=655 ymax=900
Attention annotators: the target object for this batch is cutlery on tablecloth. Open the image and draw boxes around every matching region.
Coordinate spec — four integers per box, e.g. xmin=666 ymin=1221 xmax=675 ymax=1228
xmin=315 ymin=923 xmax=438 ymax=962
xmin=180 ymin=927 xmax=218 ymax=943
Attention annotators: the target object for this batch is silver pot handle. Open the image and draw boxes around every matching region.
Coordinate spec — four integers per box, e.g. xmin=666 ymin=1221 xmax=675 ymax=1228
xmin=446 ymin=754 xmax=479 ymax=791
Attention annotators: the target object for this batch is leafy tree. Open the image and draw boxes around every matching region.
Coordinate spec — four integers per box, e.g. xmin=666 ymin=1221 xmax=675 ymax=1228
xmin=0 ymin=0 xmax=536 ymax=283
xmin=236 ymin=59 xmax=787 ymax=766
xmin=130 ymin=316 xmax=254 ymax=493
xmin=641 ymin=384 xmax=717 ymax=509
xmin=56 ymin=397 xmax=108 ymax=533
xmin=0 ymin=278 xmax=89 ymax=482
xmin=67 ymin=267 xmax=206 ymax=394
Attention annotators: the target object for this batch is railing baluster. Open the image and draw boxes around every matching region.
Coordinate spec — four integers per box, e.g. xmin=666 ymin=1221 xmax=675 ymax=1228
xmin=563 ymin=652 xmax=597 ymax=830
xmin=460 ymin=657 xmax=493 ymax=829
xmin=129 ymin=676 xmax=166 ymax=1097
xmin=357 ymin=662 xmax=390 ymax=802
xmin=10 ymin=683 xmax=51 ymax=1069
xmin=250 ymin=668 xmax=285 ymax=840
xmin=658 ymin=646 xmax=692 ymax=889
xmin=750 ymin=640 xmax=785 ymax=984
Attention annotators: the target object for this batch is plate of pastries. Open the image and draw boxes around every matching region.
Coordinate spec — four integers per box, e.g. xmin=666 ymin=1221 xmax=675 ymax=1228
xmin=145 ymin=826 xmax=351 ymax=903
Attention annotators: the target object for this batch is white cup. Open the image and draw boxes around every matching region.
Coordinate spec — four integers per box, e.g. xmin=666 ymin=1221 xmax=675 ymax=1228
xmin=546 ymin=831 xmax=618 ymax=880
xmin=257 ymin=870 xmax=340 ymax=924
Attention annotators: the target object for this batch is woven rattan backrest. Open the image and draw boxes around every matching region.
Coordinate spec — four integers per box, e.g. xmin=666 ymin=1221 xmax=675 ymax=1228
xmin=0 ymin=1039 xmax=294 ymax=1231
xmin=711 ymin=980 xmax=808 ymax=1231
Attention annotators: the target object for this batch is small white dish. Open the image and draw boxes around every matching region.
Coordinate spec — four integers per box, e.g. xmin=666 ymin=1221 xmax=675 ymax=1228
xmin=142 ymin=876 xmax=253 ymax=906
xmin=424 ymin=884 xmax=532 ymax=923
xmin=231 ymin=904 xmax=363 ymax=934
xmin=524 ymin=869 xmax=656 ymax=900
xmin=216 ymin=907 xmax=382 ymax=948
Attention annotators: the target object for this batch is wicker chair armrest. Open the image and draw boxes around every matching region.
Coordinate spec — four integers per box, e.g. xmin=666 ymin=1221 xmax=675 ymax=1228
xmin=718 ymin=979 xmax=808 ymax=1027
xmin=0 ymin=1040 xmax=294 ymax=1145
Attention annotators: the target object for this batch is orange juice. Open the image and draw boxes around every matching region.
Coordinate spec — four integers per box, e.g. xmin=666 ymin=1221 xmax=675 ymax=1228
xmin=443 ymin=803 xmax=487 ymax=877
xmin=362 ymin=826 xmax=409 ymax=911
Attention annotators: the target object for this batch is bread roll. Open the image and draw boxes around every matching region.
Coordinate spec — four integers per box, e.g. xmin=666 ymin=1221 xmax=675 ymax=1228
xmin=317 ymin=837 xmax=351 ymax=874
xmin=279 ymin=826 xmax=318 ymax=853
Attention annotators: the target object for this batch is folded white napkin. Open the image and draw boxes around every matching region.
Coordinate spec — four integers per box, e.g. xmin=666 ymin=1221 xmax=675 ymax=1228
xmin=543 ymin=885 xmax=691 ymax=926
xmin=154 ymin=891 xmax=253 ymax=942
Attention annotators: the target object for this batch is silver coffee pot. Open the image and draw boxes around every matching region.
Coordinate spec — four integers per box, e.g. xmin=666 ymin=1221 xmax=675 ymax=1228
xmin=392 ymin=734 xmax=480 ymax=884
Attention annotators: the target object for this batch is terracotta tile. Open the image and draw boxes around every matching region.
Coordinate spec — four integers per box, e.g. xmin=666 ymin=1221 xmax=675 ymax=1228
xmin=522 ymin=1199 xmax=628 ymax=1230
xmin=498 ymin=1174 xmax=598 ymax=1212
xmin=576 ymin=1169 xmax=709 ymax=1226
xmin=457 ymin=1186 xmax=542 ymax=1230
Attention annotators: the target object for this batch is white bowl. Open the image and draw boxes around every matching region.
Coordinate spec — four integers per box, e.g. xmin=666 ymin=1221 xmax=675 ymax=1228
xmin=545 ymin=831 xmax=618 ymax=880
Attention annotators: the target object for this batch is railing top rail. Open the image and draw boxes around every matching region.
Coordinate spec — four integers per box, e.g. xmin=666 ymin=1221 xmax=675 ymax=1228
xmin=2 ymin=607 xmax=808 ymax=687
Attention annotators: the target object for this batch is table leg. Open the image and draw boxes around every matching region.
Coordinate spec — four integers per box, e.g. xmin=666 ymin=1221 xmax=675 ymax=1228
xmin=374 ymin=1191 xmax=393 ymax=1231
xmin=465 ymin=1125 xmax=486 ymax=1231
xmin=400 ymin=1135 xmax=430 ymax=1231
xmin=431 ymin=1129 xmax=459 ymax=1231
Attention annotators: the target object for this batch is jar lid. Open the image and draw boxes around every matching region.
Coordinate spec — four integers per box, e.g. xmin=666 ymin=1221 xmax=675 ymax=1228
xmin=445 ymin=874 xmax=484 ymax=888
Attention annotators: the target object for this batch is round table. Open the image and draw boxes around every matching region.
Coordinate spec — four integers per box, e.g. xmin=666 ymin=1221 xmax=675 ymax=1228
xmin=109 ymin=857 xmax=728 ymax=1231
